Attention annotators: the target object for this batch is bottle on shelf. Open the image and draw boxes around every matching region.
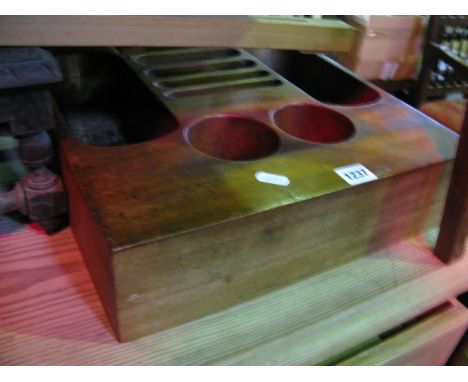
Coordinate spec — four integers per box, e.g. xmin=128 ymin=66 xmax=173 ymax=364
xmin=460 ymin=28 xmax=468 ymax=60
xmin=450 ymin=27 xmax=462 ymax=54
xmin=440 ymin=25 xmax=451 ymax=49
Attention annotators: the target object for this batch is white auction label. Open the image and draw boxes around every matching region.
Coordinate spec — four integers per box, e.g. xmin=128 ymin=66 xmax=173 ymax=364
xmin=334 ymin=163 xmax=378 ymax=186
xmin=255 ymin=171 xmax=290 ymax=186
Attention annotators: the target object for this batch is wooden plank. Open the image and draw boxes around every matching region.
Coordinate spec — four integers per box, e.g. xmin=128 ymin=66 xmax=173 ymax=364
xmin=207 ymin=241 xmax=468 ymax=365
xmin=435 ymin=106 xmax=468 ymax=262
xmin=0 ymin=225 xmax=467 ymax=365
xmin=0 ymin=16 xmax=355 ymax=52
xmin=447 ymin=326 xmax=468 ymax=365
xmin=338 ymin=300 xmax=468 ymax=365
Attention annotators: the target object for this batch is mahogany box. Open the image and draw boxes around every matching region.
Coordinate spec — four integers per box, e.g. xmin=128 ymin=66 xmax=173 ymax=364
xmin=54 ymin=48 xmax=458 ymax=341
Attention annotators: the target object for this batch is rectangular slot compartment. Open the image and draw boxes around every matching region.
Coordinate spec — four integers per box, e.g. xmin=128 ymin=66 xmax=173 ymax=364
xmin=248 ymin=49 xmax=381 ymax=106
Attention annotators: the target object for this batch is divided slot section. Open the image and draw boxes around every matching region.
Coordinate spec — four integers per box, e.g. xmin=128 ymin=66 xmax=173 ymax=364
xmin=130 ymin=48 xmax=283 ymax=98
xmin=132 ymin=48 xmax=241 ymax=66
xmin=154 ymin=70 xmax=271 ymax=89
xmin=146 ymin=59 xmax=257 ymax=78
xmin=163 ymin=78 xmax=282 ymax=98
xmin=51 ymin=50 xmax=178 ymax=146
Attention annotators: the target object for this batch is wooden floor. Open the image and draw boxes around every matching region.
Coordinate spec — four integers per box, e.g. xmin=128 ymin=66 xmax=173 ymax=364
xmin=0 ymin=218 xmax=467 ymax=365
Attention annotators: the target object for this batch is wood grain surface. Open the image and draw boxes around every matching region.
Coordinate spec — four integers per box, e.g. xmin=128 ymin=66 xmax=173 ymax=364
xmin=59 ymin=48 xmax=459 ymax=341
xmin=0 ymin=223 xmax=467 ymax=365
xmin=338 ymin=300 xmax=468 ymax=365
xmin=420 ymin=100 xmax=466 ymax=134
xmin=0 ymin=16 xmax=355 ymax=52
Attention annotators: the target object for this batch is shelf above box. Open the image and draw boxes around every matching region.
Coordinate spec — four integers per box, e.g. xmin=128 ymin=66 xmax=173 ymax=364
xmin=0 ymin=16 xmax=355 ymax=52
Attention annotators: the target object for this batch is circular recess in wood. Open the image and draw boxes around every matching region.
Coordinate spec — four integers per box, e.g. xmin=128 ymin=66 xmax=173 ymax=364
xmin=272 ymin=103 xmax=355 ymax=144
xmin=185 ymin=115 xmax=280 ymax=161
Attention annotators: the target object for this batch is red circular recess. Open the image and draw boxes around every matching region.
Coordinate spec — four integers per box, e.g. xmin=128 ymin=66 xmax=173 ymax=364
xmin=273 ymin=104 xmax=355 ymax=144
xmin=185 ymin=115 xmax=280 ymax=161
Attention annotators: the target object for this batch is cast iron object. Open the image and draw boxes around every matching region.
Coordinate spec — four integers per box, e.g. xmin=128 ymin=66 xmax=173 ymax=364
xmin=0 ymin=167 xmax=67 ymax=232
xmin=0 ymin=47 xmax=65 ymax=232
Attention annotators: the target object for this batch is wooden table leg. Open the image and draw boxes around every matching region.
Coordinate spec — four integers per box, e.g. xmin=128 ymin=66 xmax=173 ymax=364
xmin=435 ymin=106 xmax=468 ymax=263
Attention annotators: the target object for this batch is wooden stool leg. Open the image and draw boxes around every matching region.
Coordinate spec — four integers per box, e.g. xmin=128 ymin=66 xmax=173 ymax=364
xmin=434 ymin=107 xmax=468 ymax=263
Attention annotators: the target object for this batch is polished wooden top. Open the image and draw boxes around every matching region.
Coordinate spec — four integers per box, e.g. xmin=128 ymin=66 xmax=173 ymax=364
xmin=61 ymin=51 xmax=458 ymax=250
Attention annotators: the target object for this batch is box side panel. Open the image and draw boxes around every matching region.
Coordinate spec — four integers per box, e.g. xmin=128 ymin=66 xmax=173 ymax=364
xmin=114 ymin=161 xmax=450 ymax=341
xmin=61 ymin=146 xmax=120 ymax=339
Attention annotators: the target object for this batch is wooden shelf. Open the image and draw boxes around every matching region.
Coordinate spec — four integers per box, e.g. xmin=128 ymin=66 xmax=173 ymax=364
xmin=339 ymin=300 xmax=468 ymax=365
xmin=0 ymin=16 xmax=355 ymax=52
xmin=427 ymin=84 xmax=468 ymax=98
xmin=439 ymin=16 xmax=468 ymax=28
xmin=0 ymin=223 xmax=467 ymax=365
xmin=431 ymin=43 xmax=468 ymax=73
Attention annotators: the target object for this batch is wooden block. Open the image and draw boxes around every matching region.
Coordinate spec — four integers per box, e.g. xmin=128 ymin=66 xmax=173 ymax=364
xmin=348 ymin=15 xmax=425 ymax=33
xmin=57 ymin=48 xmax=458 ymax=341
xmin=337 ymin=16 xmax=424 ymax=78
xmin=352 ymin=59 xmax=418 ymax=81
xmin=358 ymin=37 xmax=422 ymax=62
xmin=0 ymin=16 xmax=355 ymax=53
